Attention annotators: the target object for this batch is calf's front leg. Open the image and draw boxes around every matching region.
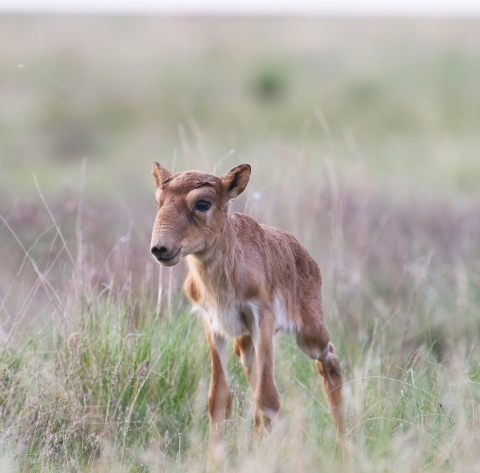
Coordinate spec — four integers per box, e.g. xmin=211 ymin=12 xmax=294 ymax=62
xmin=253 ymin=309 xmax=280 ymax=433
xmin=204 ymin=319 xmax=232 ymax=465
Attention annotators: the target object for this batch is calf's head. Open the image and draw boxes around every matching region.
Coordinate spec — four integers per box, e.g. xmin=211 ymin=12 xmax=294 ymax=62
xmin=150 ymin=163 xmax=251 ymax=266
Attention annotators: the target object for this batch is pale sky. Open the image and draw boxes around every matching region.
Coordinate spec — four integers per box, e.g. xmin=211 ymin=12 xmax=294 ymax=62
xmin=1 ymin=0 xmax=480 ymax=16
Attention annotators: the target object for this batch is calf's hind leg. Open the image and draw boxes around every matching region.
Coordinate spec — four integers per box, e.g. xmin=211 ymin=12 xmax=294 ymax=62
xmin=233 ymin=335 xmax=257 ymax=391
xmin=316 ymin=344 xmax=346 ymax=435
xmin=296 ymin=333 xmax=346 ymax=436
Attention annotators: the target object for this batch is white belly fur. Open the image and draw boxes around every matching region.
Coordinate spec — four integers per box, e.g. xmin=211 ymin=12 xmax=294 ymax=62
xmin=193 ymin=302 xmax=259 ymax=338
xmin=194 ymin=296 xmax=294 ymax=338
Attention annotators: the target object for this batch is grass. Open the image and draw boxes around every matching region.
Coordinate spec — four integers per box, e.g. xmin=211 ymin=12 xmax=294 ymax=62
xmin=1 ymin=151 xmax=479 ymax=471
xmin=0 ymin=15 xmax=480 ymax=473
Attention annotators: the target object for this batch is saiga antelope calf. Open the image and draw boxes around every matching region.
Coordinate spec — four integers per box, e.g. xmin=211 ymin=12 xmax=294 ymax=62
xmin=150 ymin=163 xmax=345 ymax=462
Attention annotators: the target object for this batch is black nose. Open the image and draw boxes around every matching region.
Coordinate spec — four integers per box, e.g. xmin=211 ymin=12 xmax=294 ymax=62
xmin=151 ymin=246 xmax=170 ymax=258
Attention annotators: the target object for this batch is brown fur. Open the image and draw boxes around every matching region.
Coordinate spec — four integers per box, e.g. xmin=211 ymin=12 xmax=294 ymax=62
xmin=150 ymin=163 xmax=345 ymax=464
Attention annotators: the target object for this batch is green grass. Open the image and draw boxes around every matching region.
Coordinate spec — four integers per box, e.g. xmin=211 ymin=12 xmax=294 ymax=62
xmin=1 ymin=156 xmax=480 ymax=471
xmin=0 ymin=248 xmax=478 ymax=472
xmin=0 ymin=292 xmax=207 ymax=471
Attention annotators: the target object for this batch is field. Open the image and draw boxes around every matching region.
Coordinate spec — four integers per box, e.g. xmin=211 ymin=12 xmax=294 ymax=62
xmin=0 ymin=16 xmax=480 ymax=472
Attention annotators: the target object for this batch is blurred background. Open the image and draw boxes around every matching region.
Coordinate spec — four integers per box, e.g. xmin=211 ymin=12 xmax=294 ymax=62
xmin=1 ymin=10 xmax=480 ymax=303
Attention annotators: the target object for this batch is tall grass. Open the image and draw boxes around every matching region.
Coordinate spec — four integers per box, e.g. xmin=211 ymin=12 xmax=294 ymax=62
xmin=0 ymin=267 xmax=207 ymax=471
xmin=1 ymin=147 xmax=479 ymax=472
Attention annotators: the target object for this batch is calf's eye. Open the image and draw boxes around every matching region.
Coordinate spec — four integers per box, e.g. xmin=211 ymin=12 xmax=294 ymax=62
xmin=194 ymin=200 xmax=211 ymax=212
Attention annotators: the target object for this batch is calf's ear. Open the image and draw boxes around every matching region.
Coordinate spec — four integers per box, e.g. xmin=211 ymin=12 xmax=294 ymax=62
xmin=220 ymin=164 xmax=251 ymax=200
xmin=152 ymin=162 xmax=172 ymax=188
